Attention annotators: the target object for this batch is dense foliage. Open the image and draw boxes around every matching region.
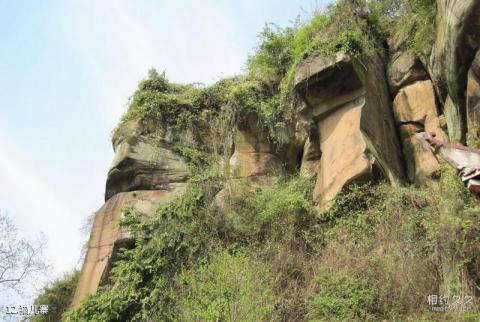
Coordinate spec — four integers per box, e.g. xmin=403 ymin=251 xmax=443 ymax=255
xmin=32 ymin=271 xmax=79 ymax=322
xmin=64 ymin=164 xmax=480 ymax=321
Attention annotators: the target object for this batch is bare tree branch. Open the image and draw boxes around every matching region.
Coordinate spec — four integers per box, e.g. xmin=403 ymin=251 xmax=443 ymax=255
xmin=0 ymin=211 xmax=48 ymax=294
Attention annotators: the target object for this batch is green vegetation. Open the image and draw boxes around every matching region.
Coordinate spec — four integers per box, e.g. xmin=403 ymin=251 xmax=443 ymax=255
xmin=393 ymin=0 xmax=437 ymax=55
xmin=32 ymin=271 xmax=79 ymax=322
xmin=308 ymin=274 xmax=377 ymax=321
xmin=177 ymin=251 xmax=277 ymax=321
xmin=65 ymin=165 xmax=480 ymax=321
xmin=55 ymin=0 xmax=480 ymax=320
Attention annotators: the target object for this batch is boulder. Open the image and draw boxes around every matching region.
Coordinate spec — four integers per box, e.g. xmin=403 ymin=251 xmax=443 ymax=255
xmin=71 ymin=188 xmax=185 ymax=308
xmin=392 ymin=80 xmax=445 ymax=183
xmin=229 ymin=113 xmax=282 ymax=177
xmin=295 ymin=53 xmax=404 ymax=208
xmin=467 ymin=51 xmax=480 ymax=143
xmin=387 ymin=51 xmax=428 ymax=96
xmin=431 ymin=0 xmax=480 ymax=143
xmin=105 ymin=120 xmax=189 ymax=200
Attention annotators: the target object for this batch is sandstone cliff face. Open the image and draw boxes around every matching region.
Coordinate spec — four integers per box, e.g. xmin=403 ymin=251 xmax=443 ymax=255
xmin=431 ymin=0 xmax=480 ymax=143
xmin=467 ymin=51 xmax=480 ymax=142
xmin=73 ymin=0 xmax=480 ymax=308
xmin=392 ymin=80 xmax=445 ymax=183
xmin=387 ymin=51 xmax=427 ymax=96
xmin=105 ymin=120 xmax=190 ymax=200
xmin=294 ymin=53 xmax=404 ymax=208
xmin=74 ymin=120 xmax=192 ymax=305
xmin=229 ymin=113 xmax=282 ymax=178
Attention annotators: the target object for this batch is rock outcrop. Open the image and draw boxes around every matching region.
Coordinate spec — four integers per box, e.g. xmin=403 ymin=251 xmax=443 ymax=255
xmin=387 ymin=51 xmax=427 ymax=96
xmin=74 ymin=120 xmax=192 ymax=307
xmin=392 ymin=80 xmax=445 ymax=183
xmin=444 ymin=95 xmax=463 ymax=142
xmin=105 ymin=120 xmax=189 ymax=200
xmin=431 ymin=0 xmax=480 ymax=143
xmin=294 ymin=53 xmax=404 ymax=208
xmin=229 ymin=113 xmax=282 ymax=178
xmin=72 ymin=0 xmax=480 ymax=310
xmin=467 ymin=51 xmax=480 ymax=142
xmin=71 ymin=188 xmax=185 ymax=307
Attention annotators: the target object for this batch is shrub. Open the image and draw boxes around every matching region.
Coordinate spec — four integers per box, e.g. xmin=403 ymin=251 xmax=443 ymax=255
xmin=32 ymin=271 xmax=79 ymax=322
xmin=307 ymin=274 xmax=378 ymax=321
xmin=230 ymin=176 xmax=316 ymax=244
xmin=64 ymin=175 xmax=223 ymax=321
xmin=177 ymin=251 xmax=277 ymax=321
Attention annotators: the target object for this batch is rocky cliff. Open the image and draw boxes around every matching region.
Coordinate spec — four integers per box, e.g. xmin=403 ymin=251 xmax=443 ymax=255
xmin=67 ymin=1 xmax=480 ymax=320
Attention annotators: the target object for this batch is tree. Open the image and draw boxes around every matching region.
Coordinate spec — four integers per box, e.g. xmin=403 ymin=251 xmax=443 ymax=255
xmin=0 ymin=211 xmax=48 ymax=294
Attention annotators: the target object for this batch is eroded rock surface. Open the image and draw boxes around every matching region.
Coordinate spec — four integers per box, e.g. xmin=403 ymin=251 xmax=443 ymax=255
xmin=432 ymin=0 xmax=480 ymax=142
xmin=387 ymin=51 xmax=428 ymax=96
xmin=105 ymin=120 xmax=189 ymax=200
xmin=295 ymin=53 xmax=404 ymax=208
xmin=444 ymin=95 xmax=463 ymax=142
xmin=229 ymin=113 xmax=282 ymax=178
xmin=467 ymin=51 xmax=480 ymax=142
xmin=392 ymin=80 xmax=445 ymax=183
xmin=72 ymin=188 xmax=185 ymax=307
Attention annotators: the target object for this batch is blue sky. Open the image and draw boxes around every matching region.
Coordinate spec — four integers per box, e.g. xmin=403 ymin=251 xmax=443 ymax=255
xmin=0 ymin=0 xmax=331 ymax=302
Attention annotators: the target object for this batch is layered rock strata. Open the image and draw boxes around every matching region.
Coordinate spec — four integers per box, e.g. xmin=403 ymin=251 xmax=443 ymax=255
xmin=105 ymin=120 xmax=189 ymax=200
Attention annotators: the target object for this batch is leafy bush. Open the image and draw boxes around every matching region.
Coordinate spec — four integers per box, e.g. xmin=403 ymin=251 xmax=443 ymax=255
xmin=307 ymin=274 xmax=378 ymax=321
xmin=65 ymin=176 xmax=222 ymax=321
xmin=395 ymin=0 xmax=437 ymax=55
xmin=311 ymin=167 xmax=480 ymax=320
xmin=32 ymin=271 xmax=79 ymax=322
xmin=231 ymin=176 xmax=316 ymax=244
xmin=177 ymin=251 xmax=277 ymax=321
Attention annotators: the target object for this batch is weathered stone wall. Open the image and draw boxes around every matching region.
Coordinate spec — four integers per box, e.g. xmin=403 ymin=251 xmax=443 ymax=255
xmin=105 ymin=120 xmax=190 ymax=200
xmin=467 ymin=51 xmax=480 ymax=143
xmin=294 ymin=53 xmax=404 ymax=208
xmin=391 ymin=80 xmax=445 ymax=183
xmin=229 ymin=113 xmax=282 ymax=178
xmin=431 ymin=0 xmax=480 ymax=143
